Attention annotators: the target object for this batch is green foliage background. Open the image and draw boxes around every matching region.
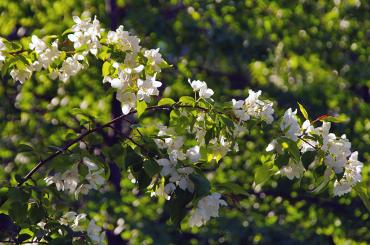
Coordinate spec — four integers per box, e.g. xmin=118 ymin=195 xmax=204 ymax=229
xmin=0 ymin=0 xmax=369 ymax=244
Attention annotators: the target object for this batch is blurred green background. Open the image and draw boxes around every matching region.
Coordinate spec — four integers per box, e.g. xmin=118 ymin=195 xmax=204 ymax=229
xmin=0 ymin=0 xmax=369 ymax=244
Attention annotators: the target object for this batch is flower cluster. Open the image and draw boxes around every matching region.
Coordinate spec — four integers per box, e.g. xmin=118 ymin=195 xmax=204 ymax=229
xmin=267 ymin=108 xmax=363 ymax=195
xmin=68 ymin=16 xmax=102 ymax=56
xmin=189 ymin=193 xmax=227 ymax=227
xmin=59 ymin=212 xmax=105 ymax=244
xmin=44 ymin=157 xmax=106 ymax=199
xmin=154 ymin=126 xmax=200 ymax=196
xmin=232 ymin=89 xmax=274 ymax=124
xmin=9 ymin=16 xmax=98 ymax=84
xmin=189 ymin=79 xmax=214 ymax=99
xmin=5 ymin=16 xmax=166 ymax=117
xmin=301 ymin=121 xmax=352 ymax=173
xmin=103 ymin=25 xmax=166 ymax=115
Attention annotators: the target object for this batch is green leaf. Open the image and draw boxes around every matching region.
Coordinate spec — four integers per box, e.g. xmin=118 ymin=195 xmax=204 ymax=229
xmin=8 ymin=188 xmax=29 ymax=203
xmin=190 ymin=174 xmax=211 ymax=198
xmin=78 ymin=163 xmax=89 ymax=177
xmin=254 ymin=165 xmax=273 ymax=186
xmin=102 ymin=61 xmax=111 ymax=77
xmin=321 ymin=115 xmax=348 ymax=123
xmin=274 ymin=153 xmax=289 ymax=168
xmin=97 ymin=45 xmax=111 ymax=61
xmin=311 ymin=175 xmax=330 ymax=194
xmin=158 ymin=98 xmax=175 ymax=106
xmin=62 ymin=28 xmax=73 ymax=36
xmin=278 ymin=137 xmax=300 ymax=162
xmin=17 ymin=143 xmax=34 ymax=153
xmin=123 ymin=147 xmax=142 ymax=170
xmin=168 ymin=189 xmax=194 ymax=228
xmin=18 ymin=233 xmax=31 ymax=243
xmin=169 ymin=110 xmax=188 ymax=134
xmin=29 ymin=203 xmax=46 ymax=224
xmin=179 ymin=96 xmax=195 ymax=106
xmin=219 ymin=115 xmax=234 ymax=129
xmin=204 ymin=128 xmax=215 ymax=145
xmin=301 ymin=151 xmax=316 ymax=169
xmin=136 ymin=100 xmax=147 ymax=118
xmin=158 ymin=59 xmax=171 ymax=69
xmin=298 ymin=102 xmax=309 ymax=120
xmin=75 ymin=44 xmax=89 ymax=53
xmin=136 ymin=171 xmax=151 ymax=190
xmin=354 ymin=182 xmax=370 ymax=212
xmin=143 ymin=159 xmax=161 ymax=177
xmin=9 ymin=202 xmax=28 ymax=225
xmin=4 ymin=40 xmax=22 ymax=52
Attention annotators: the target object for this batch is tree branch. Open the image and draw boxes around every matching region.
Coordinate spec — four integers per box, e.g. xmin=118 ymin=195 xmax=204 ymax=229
xmin=16 ymin=103 xmax=210 ymax=187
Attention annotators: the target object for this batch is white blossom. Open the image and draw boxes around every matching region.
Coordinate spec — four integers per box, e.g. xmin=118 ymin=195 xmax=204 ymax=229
xmin=189 ymin=79 xmax=214 ymax=99
xmin=157 ymin=158 xmax=176 ymax=177
xmin=44 ymin=173 xmax=64 ymax=191
xmin=59 ymin=211 xmax=77 ymax=225
xmin=168 ymin=149 xmax=186 ymax=163
xmin=245 ymin=90 xmax=274 ymax=123
xmin=113 ymin=218 xmax=126 ymax=235
xmin=164 ymin=183 xmax=176 ymax=195
xmin=38 ymin=41 xmax=61 ymax=68
xmin=300 ymin=120 xmax=317 ymax=153
xmin=232 ymin=99 xmax=250 ymax=121
xmin=345 ymin=151 xmax=363 ymax=184
xmin=59 ymin=55 xmax=83 ymax=82
xmin=333 ymin=181 xmax=352 ymax=196
xmin=280 ymin=159 xmax=305 ymax=180
xmin=68 ymin=16 xmax=102 ymax=55
xmin=29 ymin=61 xmax=42 ymax=71
xmin=86 ymin=169 xmax=105 ymax=190
xmin=10 ymin=68 xmax=32 ymax=83
xmin=44 ymin=158 xmax=105 ymax=198
xmin=116 ymin=91 xmax=136 ymax=115
xmin=137 ymin=74 xmax=162 ymax=102
xmin=87 ymin=220 xmax=105 ymax=245
xmin=186 ymin=146 xmax=201 ymax=163
xmin=231 ymin=90 xmax=274 ymax=124
xmin=144 ymin=48 xmax=164 ymax=72
xmin=189 ymin=193 xmax=227 ymax=227
xmin=280 ymin=108 xmax=300 ymax=141
xmin=75 ymin=184 xmax=92 ymax=199
xmin=62 ymin=166 xmax=80 ymax=193
xmin=323 ymin=131 xmax=351 ymax=173
xmin=83 ymin=157 xmax=99 ymax=171
xmin=333 ymin=151 xmax=363 ymax=196
xmin=0 ymin=39 xmax=6 ymax=66
xmin=60 ymin=212 xmax=105 ymax=244
xmin=71 ymin=213 xmax=87 ymax=232
xmin=107 ymin=25 xmax=141 ymax=53
xmin=29 ymin=35 xmax=47 ymax=54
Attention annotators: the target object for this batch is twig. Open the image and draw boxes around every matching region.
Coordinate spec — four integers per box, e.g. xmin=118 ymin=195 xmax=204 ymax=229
xmin=107 ymin=125 xmax=151 ymax=157
xmin=298 ymin=135 xmax=317 ymax=150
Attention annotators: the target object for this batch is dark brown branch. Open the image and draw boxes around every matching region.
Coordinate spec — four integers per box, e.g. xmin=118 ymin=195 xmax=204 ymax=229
xmin=17 ymin=104 xmax=209 ymax=186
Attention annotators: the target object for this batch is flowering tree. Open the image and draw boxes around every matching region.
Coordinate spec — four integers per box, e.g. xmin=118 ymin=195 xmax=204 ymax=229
xmin=0 ymin=15 xmax=368 ymax=244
